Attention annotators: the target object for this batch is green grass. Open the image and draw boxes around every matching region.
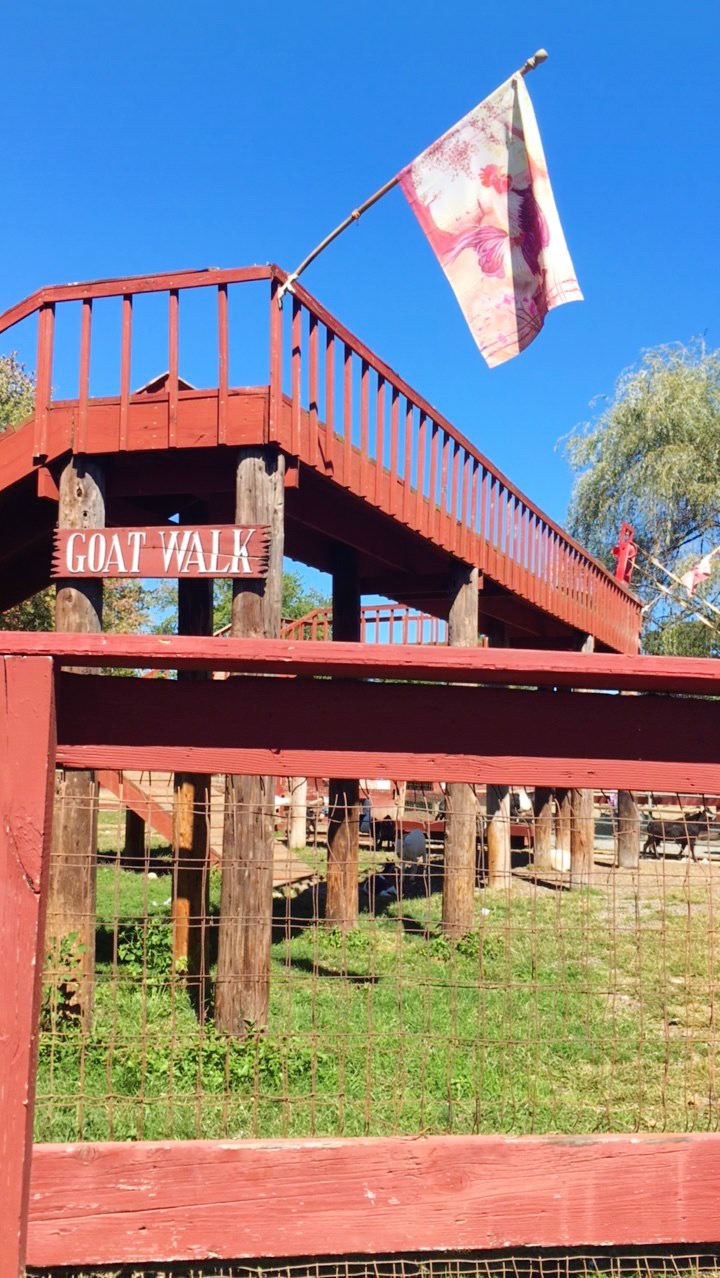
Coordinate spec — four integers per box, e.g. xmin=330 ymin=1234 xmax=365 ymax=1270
xmin=34 ymin=863 xmax=720 ymax=1144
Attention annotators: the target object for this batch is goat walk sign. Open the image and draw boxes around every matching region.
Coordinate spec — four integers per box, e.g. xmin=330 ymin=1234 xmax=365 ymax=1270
xmin=52 ymin=526 xmax=271 ymax=579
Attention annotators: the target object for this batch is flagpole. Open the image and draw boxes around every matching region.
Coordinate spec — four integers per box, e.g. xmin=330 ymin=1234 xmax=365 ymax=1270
xmin=277 ymin=48 xmax=549 ymax=305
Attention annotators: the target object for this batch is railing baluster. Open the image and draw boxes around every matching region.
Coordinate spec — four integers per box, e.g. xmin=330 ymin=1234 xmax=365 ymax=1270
xmin=77 ymin=299 xmax=92 ymax=453
xmin=217 ymin=284 xmax=228 ymax=445
xmin=33 ymin=302 xmax=55 ymax=462
xmin=416 ymin=411 xmax=427 ymax=531
xmin=168 ymin=289 xmax=179 ymax=448
xmin=309 ymin=312 xmax=319 ymax=466
xmin=268 ymin=277 xmax=283 ymax=444
xmin=360 ymin=358 xmax=369 ymax=496
xmin=119 ymin=294 xmax=132 ymax=451
xmin=402 ymin=398 xmax=413 ymax=524
xmin=291 ymin=296 xmax=302 ymax=457
xmin=450 ymin=439 xmax=460 ymax=537
xmin=324 ymin=329 xmax=335 ymax=474
xmin=343 ymin=343 xmax=352 ymax=487
xmin=389 ymin=387 xmax=400 ymax=517
xmin=460 ymin=450 xmax=471 ymax=560
xmin=429 ymin=421 xmax=439 ymax=542
xmin=440 ymin=429 xmax=450 ymax=541
xmin=375 ymin=375 xmax=385 ymax=505
xmin=488 ymin=476 xmax=498 ymax=575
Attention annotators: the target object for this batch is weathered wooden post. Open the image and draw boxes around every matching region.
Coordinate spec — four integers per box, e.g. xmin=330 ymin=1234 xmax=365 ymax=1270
xmin=533 ymin=786 xmax=554 ymax=872
xmin=49 ymin=455 xmax=105 ymax=1024
xmin=326 ymin=544 xmax=361 ymax=930
xmin=173 ymin=529 xmax=213 ymax=1011
xmin=288 ymin=777 xmax=308 ymax=852
xmin=442 ymin=560 xmax=479 ymax=935
xmin=617 ymin=790 xmax=640 ymax=869
xmin=487 ymin=784 xmax=512 ymax=890
xmin=570 ymin=788 xmax=595 ymax=888
xmin=555 ymin=788 xmax=572 ymax=864
xmin=216 ymin=447 xmax=284 ymax=1035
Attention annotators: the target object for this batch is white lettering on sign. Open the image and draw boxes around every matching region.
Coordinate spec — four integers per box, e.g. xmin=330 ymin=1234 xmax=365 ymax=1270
xmin=51 ymin=526 xmax=270 ymax=579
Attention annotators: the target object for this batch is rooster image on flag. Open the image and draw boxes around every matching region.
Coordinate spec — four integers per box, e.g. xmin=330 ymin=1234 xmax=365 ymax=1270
xmin=397 ymin=74 xmax=583 ymax=367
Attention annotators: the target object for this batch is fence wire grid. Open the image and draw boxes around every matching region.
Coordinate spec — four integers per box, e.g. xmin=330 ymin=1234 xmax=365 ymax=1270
xmin=36 ymin=773 xmax=720 ymax=1145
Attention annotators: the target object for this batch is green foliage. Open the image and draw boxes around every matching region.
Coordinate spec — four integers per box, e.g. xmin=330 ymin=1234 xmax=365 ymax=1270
xmin=117 ymin=915 xmax=174 ymax=987
xmin=564 ymin=340 xmax=720 ymax=654
xmin=42 ymin=932 xmax=85 ymax=1029
xmin=0 ymin=351 xmax=35 ymax=432
xmin=154 ymin=566 xmax=330 ymax=635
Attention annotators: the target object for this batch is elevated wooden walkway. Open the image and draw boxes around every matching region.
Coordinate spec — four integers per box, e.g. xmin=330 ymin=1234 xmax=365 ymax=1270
xmin=0 ymin=266 xmax=641 ymax=651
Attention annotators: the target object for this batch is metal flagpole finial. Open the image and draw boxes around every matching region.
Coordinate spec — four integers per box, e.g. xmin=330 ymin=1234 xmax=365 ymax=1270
xmin=518 ymin=49 xmax=549 ymax=77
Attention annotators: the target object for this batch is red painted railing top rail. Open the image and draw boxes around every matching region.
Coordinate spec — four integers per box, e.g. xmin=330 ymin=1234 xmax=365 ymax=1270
xmin=0 ymin=264 xmax=641 ymax=652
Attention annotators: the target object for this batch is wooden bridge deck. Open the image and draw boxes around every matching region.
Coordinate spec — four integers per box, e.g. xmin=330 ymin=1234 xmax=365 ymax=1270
xmin=0 ymin=265 xmax=641 ymax=652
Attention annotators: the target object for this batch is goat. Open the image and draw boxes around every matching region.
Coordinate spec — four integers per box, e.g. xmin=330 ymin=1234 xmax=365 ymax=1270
xmin=641 ymin=808 xmax=713 ymax=862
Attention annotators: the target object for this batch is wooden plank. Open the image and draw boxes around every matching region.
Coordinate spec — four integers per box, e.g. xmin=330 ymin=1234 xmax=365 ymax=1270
xmin=53 ymin=671 xmax=720 ymax=792
xmin=52 ymin=525 xmax=270 ymax=579
xmin=0 ymin=656 xmax=56 ymax=1278
xmin=7 ymin=631 xmax=720 ymax=695
xmin=27 ymin=1133 xmax=720 ymax=1267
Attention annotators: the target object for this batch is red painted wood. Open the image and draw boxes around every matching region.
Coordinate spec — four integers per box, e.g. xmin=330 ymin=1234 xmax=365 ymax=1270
xmin=119 ymin=293 xmax=132 ymax=449
xmin=308 ymin=311 xmax=319 ymax=466
xmin=77 ymin=298 xmax=92 ymax=452
xmin=217 ymin=283 xmax=229 ymax=444
xmin=33 ymin=302 xmax=55 ymax=461
xmin=0 ymin=656 xmax=56 ymax=1278
xmin=374 ymin=373 xmax=385 ymax=504
xmin=27 ymin=1133 xmax=720 ymax=1266
xmin=5 ymin=630 xmax=720 ymax=695
xmin=51 ymin=525 xmax=270 ymax=579
xmin=324 ymin=327 xmax=335 ymax=473
xmin=343 ymin=342 xmax=352 ymax=486
xmin=291 ymin=295 xmax=301 ymax=456
xmin=51 ymin=668 xmax=720 ymax=793
xmin=168 ymin=289 xmax=179 ymax=447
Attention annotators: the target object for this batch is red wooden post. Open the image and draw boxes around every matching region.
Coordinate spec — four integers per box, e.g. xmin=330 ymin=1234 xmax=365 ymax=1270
xmin=0 ymin=655 xmax=56 ymax=1278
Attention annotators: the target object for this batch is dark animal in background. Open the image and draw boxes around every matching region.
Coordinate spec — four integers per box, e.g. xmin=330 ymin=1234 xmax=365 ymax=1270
xmin=641 ymin=809 xmax=713 ymax=861
xmin=374 ymin=818 xmax=396 ymax=852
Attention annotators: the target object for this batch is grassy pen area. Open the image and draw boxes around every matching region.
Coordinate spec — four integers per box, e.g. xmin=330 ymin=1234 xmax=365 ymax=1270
xmin=35 ymin=850 xmax=720 ymax=1144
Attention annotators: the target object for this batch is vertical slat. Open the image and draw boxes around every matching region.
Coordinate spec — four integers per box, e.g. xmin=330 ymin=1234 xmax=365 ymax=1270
xmin=402 ymin=399 xmax=413 ymax=524
xmin=268 ymin=277 xmax=283 ymax=444
xmin=479 ymin=467 xmax=488 ymax=568
xmin=34 ymin=302 xmax=55 ymax=461
xmin=309 ymin=311 xmax=319 ymax=466
xmin=460 ymin=450 xmax=471 ymax=560
xmin=488 ymin=477 xmax=498 ymax=576
xmin=360 ymin=358 xmax=369 ymax=496
xmin=440 ymin=430 xmax=450 ymax=543
xmin=429 ymin=421 xmax=439 ymax=542
xmin=415 ymin=411 xmax=427 ymax=531
xmin=450 ymin=440 xmax=460 ymax=539
xmin=343 ymin=343 xmax=352 ymax=487
xmin=389 ymin=387 xmax=400 ymax=516
xmin=77 ymin=299 xmax=92 ymax=453
xmin=324 ymin=329 xmax=335 ymax=473
xmin=291 ymin=296 xmax=302 ymax=457
xmin=217 ymin=284 xmax=229 ymax=445
xmin=168 ymin=289 xmax=179 ymax=448
xmin=119 ymin=293 xmax=132 ymax=450
xmin=374 ymin=375 xmax=385 ymax=505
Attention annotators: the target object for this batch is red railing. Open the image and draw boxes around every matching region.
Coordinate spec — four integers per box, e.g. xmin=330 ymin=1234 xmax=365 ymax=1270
xmin=280 ymin=604 xmax=448 ymax=644
xmin=0 ymin=265 xmax=641 ymax=652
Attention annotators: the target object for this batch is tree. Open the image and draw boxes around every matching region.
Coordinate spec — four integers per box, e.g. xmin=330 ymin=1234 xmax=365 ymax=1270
xmin=564 ymin=340 xmax=720 ymax=655
xmin=0 ymin=352 xmax=35 ymax=432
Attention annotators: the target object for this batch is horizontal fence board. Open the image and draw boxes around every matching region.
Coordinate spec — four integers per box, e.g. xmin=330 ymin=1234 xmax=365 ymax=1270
xmin=28 ymin=1134 xmax=720 ymax=1266
xmin=0 ymin=632 xmax=718 ymax=694
xmin=53 ymin=671 xmax=720 ymax=791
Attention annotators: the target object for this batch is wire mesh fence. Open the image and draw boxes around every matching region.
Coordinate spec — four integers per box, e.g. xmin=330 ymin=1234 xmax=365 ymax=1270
xmin=35 ymin=774 xmax=720 ymax=1146
xmin=25 ymin=1248 xmax=720 ymax=1278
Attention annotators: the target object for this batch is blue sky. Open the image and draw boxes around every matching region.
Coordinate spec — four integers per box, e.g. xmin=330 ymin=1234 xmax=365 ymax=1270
xmin=2 ymin=0 xmax=718 ymax=568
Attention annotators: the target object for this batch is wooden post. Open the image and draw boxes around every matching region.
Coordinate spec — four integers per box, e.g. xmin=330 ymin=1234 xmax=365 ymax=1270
xmin=442 ymin=559 xmax=478 ymax=935
xmin=326 ymin=544 xmax=361 ymax=930
xmin=533 ymin=786 xmax=554 ymax=871
xmin=570 ymin=787 xmax=595 ymax=888
xmin=0 ymin=656 xmax=56 ymax=1278
xmin=556 ymin=788 xmax=572 ymax=861
xmin=487 ymin=784 xmax=512 ymax=890
xmin=617 ymin=790 xmax=640 ymax=869
xmin=50 ymin=455 xmax=105 ymax=1025
xmin=288 ymin=777 xmax=308 ymax=852
xmin=173 ymin=551 xmax=213 ymax=1011
xmin=216 ymin=447 xmax=284 ymax=1035
xmin=123 ymin=808 xmax=145 ymax=865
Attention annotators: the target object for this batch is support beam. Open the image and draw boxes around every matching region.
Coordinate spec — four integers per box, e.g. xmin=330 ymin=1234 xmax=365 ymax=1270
xmin=533 ymin=786 xmax=554 ymax=872
xmin=173 ymin=517 xmax=213 ymax=1012
xmin=49 ymin=454 xmax=105 ymax=1025
xmin=327 ymin=544 xmax=361 ymax=930
xmin=288 ymin=777 xmax=308 ymax=852
xmin=617 ymin=790 xmax=640 ymax=869
xmin=1 ymin=656 xmax=56 ymax=1278
xmin=487 ymin=784 xmax=511 ymax=889
xmin=216 ymin=447 xmax=284 ymax=1035
xmin=443 ymin=560 xmax=478 ymax=936
xmin=570 ymin=788 xmax=595 ymax=888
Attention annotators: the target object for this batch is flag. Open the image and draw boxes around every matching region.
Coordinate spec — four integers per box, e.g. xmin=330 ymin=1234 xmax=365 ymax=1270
xmin=681 ymin=554 xmax=715 ymax=596
xmin=397 ymin=75 xmax=582 ymax=367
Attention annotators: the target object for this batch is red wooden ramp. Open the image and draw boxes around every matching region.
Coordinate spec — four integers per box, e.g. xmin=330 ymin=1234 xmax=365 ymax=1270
xmin=0 ymin=266 xmax=641 ymax=653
